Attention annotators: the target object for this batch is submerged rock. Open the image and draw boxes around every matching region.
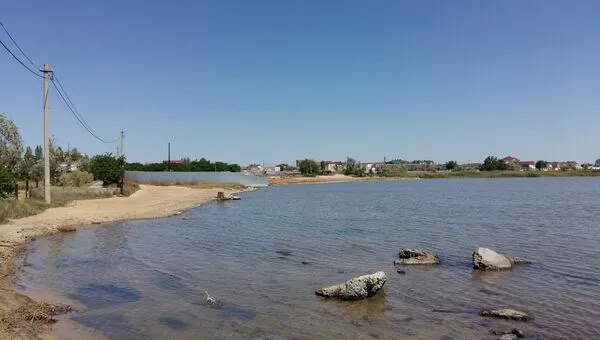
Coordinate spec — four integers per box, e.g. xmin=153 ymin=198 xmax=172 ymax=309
xmin=508 ymin=257 xmax=532 ymax=265
xmin=492 ymin=328 xmax=525 ymax=340
xmin=315 ymin=271 xmax=387 ymax=300
xmin=481 ymin=308 xmax=531 ymax=321
xmin=394 ymin=248 xmax=439 ymax=265
xmin=473 ymin=248 xmax=512 ymax=270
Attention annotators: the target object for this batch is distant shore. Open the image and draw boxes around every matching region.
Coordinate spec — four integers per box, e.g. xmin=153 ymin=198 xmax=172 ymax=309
xmin=269 ymin=170 xmax=600 ymax=185
xmin=0 ymin=184 xmax=248 ymax=339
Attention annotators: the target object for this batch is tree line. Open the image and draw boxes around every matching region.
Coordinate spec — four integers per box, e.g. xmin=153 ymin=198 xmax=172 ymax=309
xmin=125 ymin=158 xmax=241 ymax=172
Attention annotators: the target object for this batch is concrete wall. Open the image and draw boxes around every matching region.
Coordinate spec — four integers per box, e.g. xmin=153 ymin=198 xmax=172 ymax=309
xmin=124 ymin=171 xmax=268 ymax=187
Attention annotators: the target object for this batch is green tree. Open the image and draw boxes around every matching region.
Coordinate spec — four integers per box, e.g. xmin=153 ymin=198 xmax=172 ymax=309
xmin=18 ymin=147 xmax=35 ymax=179
xmin=299 ymin=159 xmax=319 ymax=175
xmin=228 ymin=164 xmax=241 ymax=172
xmin=344 ymin=157 xmax=363 ymax=176
xmin=0 ymin=112 xmax=23 ymax=172
xmin=445 ymin=160 xmax=458 ymax=171
xmin=34 ymin=145 xmax=43 ymax=159
xmin=0 ymin=166 xmax=16 ymax=198
xmin=535 ymin=160 xmax=548 ymax=171
xmin=90 ymin=153 xmax=125 ymax=185
xmin=480 ymin=156 xmax=509 ymax=171
xmin=276 ymin=163 xmax=292 ymax=171
xmin=320 ymin=161 xmax=327 ymax=172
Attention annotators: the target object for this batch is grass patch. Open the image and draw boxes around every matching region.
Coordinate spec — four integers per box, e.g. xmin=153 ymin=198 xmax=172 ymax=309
xmin=104 ymin=181 xmax=141 ymax=196
xmin=1 ymin=187 xmax=114 ymax=223
xmin=0 ymin=199 xmax=47 ymax=223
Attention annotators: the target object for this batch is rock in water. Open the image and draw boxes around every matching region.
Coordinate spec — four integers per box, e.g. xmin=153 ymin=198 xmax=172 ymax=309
xmin=481 ymin=309 xmax=531 ymax=321
xmin=491 ymin=328 xmax=525 ymax=340
xmin=508 ymin=257 xmax=532 ymax=265
xmin=473 ymin=247 xmax=512 ymax=270
xmin=394 ymin=248 xmax=439 ymax=265
xmin=315 ymin=271 xmax=387 ymax=300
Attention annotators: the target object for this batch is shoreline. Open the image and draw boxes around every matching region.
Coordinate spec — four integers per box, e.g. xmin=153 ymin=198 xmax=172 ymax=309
xmin=268 ymin=170 xmax=600 ymax=185
xmin=0 ymin=184 xmax=250 ymax=339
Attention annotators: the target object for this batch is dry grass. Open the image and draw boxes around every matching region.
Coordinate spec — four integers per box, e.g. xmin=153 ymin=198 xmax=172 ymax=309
xmin=104 ymin=181 xmax=141 ymax=196
xmin=1 ymin=187 xmax=114 ymax=223
xmin=143 ymin=180 xmax=247 ymax=190
xmin=0 ymin=199 xmax=47 ymax=223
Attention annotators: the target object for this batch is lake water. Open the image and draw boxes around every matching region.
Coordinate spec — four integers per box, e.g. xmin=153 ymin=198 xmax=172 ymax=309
xmin=17 ymin=178 xmax=600 ymax=339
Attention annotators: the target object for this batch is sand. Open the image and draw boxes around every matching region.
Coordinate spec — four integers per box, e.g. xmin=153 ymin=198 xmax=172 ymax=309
xmin=0 ymin=184 xmax=245 ymax=339
xmin=268 ymin=174 xmax=361 ymax=185
xmin=268 ymin=174 xmax=417 ymax=185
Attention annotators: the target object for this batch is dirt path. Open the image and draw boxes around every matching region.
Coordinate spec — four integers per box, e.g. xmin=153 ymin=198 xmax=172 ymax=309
xmin=0 ymin=185 xmax=245 ymax=339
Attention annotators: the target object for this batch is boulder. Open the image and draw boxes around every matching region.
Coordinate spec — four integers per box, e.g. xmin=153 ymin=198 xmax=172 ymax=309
xmin=473 ymin=247 xmax=512 ymax=270
xmin=481 ymin=308 xmax=531 ymax=321
xmin=394 ymin=248 xmax=439 ymax=265
xmin=315 ymin=271 xmax=387 ymax=300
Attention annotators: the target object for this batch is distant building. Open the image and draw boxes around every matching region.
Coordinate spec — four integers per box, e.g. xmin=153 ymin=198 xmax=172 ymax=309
xmin=163 ymin=159 xmax=188 ymax=164
xmin=460 ymin=163 xmax=482 ymax=170
xmin=518 ymin=161 xmax=535 ymax=171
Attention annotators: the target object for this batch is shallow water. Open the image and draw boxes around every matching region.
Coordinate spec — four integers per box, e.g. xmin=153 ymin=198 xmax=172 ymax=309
xmin=18 ymin=178 xmax=600 ymax=339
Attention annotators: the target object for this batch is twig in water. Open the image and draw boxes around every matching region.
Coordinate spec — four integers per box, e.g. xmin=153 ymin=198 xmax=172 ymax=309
xmin=205 ymin=291 xmax=217 ymax=305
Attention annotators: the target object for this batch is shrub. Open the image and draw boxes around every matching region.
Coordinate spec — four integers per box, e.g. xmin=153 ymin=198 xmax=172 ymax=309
xmin=0 ymin=166 xmax=16 ymax=198
xmin=58 ymin=171 xmax=94 ymax=187
xmin=90 ymin=153 xmax=125 ymax=185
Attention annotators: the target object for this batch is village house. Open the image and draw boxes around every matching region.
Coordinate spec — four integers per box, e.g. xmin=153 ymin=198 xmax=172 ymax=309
xmin=518 ymin=161 xmax=536 ymax=171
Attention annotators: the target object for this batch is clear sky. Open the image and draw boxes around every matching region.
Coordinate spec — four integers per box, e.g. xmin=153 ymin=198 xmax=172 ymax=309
xmin=1 ymin=1 xmax=599 ymax=165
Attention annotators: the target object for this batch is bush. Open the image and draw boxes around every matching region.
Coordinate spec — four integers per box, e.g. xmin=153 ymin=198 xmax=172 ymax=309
xmin=58 ymin=171 xmax=94 ymax=187
xmin=0 ymin=166 xmax=16 ymax=198
xmin=90 ymin=153 xmax=125 ymax=185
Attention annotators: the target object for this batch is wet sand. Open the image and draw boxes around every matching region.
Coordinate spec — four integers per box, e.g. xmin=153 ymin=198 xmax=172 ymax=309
xmin=0 ymin=185 xmax=247 ymax=339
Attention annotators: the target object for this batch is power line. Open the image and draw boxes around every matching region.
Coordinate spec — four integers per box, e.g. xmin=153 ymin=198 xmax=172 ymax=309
xmin=0 ymin=38 xmax=42 ymax=78
xmin=0 ymin=21 xmax=38 ymax=69
xmin=51 ymin=77 xmax=117 ymax=144
xmin=0 ymin=21 xmax=117 ymax=145
xmin=52 ymin=73 xmax=118 ymax=143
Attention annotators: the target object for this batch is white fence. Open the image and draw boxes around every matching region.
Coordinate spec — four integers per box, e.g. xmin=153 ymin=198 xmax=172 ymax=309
xmin=124 ymin=171 xmax=269 ymax=187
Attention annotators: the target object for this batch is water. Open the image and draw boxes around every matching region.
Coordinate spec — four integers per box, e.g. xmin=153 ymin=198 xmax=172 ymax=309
xmin=18 ymin=178 xmax=600 ymax=339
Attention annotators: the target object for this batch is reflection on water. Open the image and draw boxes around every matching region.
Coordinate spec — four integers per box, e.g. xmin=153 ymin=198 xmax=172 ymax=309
xmin=18 ymin=178 xmax=600 ymax=339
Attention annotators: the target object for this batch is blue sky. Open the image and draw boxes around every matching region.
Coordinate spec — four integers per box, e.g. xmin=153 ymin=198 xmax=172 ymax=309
xmin=1 ymin=1 xmax=599 ymax=165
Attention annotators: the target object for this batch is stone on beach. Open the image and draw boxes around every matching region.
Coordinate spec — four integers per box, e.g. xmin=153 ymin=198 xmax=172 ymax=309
xmin=481 ymin=308 xmax=531 ymax=321
xmin=394 ymin=248 xmax=439 ymax=265
xmin=473 ymin=247 xmax=513 ymax=270
xmin=56 ymin=225 xmax=77 ymax=233
xmin=315 ymin=271 xmax=387 ymax=300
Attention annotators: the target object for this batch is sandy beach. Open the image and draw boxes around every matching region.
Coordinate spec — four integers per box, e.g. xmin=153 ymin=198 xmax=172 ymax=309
xmin=268 ymin=174 xmax=362 ymax=185
xmin=268 ymin=174 xmax=417 ymax=185
xmin=0 ymin=184 xmax=246 ymax=339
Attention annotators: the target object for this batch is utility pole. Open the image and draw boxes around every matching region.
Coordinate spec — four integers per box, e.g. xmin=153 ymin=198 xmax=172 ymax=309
xmin=120 ymin=129 xmax=125 ymax=157
xmin=42 ymin=64 xmax=51 ymax=204
xmin=167 ymin=142 xmax=171 ymax=171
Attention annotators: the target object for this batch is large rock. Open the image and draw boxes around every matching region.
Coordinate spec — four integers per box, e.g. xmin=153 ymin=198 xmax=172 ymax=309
xmin=473 ymin=247 xmax=512 ymax=270
xmin=315 ymin=271 xmax=387 ymax=300
xmin=394 ymin=248 xmax=439 ymax=265
xmin=481 ymin=308 xmax=531 ymax=321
